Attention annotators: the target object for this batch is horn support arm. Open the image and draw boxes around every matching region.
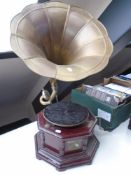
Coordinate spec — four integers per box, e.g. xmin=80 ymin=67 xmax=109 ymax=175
xmin=39 ymin=79 xmax=57 ymax=106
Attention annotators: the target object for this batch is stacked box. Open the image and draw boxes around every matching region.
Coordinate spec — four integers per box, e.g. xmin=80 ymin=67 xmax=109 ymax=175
xmin=71 ymin=77 xmax=131 ymax=131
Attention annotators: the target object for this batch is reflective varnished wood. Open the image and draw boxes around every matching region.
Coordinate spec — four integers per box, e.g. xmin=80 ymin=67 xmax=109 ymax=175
xmin=35 ymin=111 xmax=99 ymax=171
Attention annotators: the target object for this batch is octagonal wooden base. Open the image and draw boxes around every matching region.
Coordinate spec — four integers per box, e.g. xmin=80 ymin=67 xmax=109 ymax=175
xmin=35 ymin=132 xmax=99 ymax=171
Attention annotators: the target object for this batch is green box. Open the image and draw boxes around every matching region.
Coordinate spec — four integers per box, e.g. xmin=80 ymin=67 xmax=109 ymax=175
xmin=71 ymin=89 xmax=131 ymax=131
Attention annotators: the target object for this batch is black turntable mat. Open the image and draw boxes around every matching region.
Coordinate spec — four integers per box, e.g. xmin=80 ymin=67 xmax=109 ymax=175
xmin=44 ymin=101 xmax=89 ymax=127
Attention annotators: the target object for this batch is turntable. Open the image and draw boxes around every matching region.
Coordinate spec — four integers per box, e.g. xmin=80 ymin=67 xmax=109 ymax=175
xmin=35 ymin=102 xmax=99 ymax=171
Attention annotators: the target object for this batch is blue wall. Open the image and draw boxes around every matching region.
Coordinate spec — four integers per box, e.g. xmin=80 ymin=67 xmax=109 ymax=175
xmin=99 ymin=0 xmax=131 ymax=43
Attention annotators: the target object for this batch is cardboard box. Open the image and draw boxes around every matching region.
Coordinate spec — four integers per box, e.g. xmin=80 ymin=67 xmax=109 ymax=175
xmin=103 ymin=76 xmax=131 ymax=87
xmin=71 ymin=87 xmax=131 ymax=131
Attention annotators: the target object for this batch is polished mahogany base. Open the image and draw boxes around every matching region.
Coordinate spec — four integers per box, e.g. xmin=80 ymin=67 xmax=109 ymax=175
xmin=35 ymin=111 xmax=99 ymax=171
xmin=35 ymin=132 xmax=99 ymax=171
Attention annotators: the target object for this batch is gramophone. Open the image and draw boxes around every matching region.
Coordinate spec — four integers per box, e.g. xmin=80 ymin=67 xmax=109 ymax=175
xmin=10 ymin=2 xmax=113 ymax=171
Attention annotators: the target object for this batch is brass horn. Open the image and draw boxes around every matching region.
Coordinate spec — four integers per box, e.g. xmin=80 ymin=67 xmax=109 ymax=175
xmin=10 ymin=2 xmax=113 ymax=105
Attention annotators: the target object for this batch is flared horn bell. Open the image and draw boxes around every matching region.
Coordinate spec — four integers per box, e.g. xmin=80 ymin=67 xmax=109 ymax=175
xmin=10 ymin=2 xmax=113 ymax=82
